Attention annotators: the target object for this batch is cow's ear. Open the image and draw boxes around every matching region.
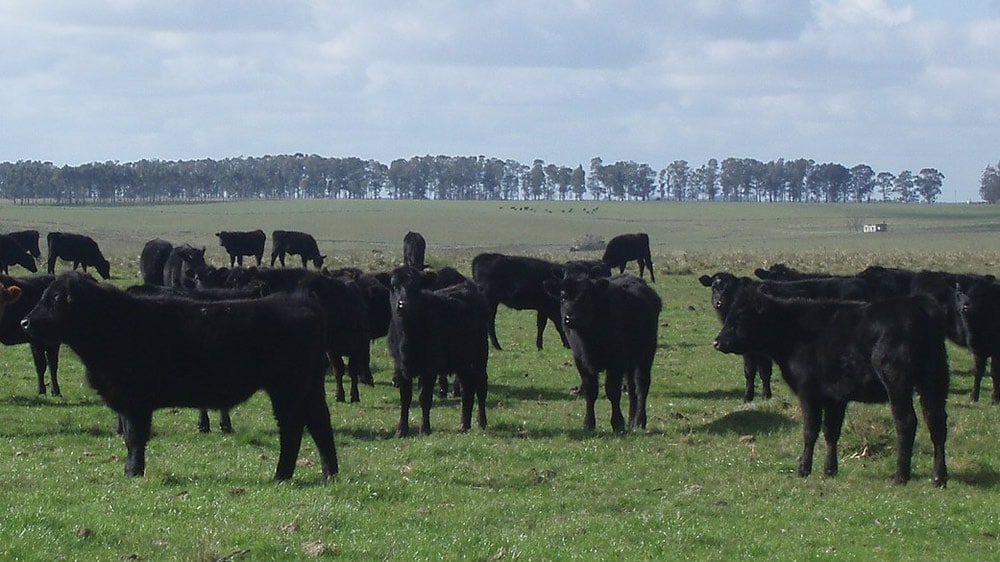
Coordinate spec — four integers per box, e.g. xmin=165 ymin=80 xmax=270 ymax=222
xmin=698 ymin=275 xmax=712 ymax=287
xmin=2 ymin=285 xmax=20 ymax=304
xmin=986 ymin=274 xmax=997 ymax=284
xmin=543 ymin=279 xmax=561 ymax=298
xmin=753 ymin=268 xmax=767 ymax=279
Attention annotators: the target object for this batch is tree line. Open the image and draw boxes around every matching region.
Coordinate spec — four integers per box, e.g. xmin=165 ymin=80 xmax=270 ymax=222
xmin=0 ymin=154 xmax=957 ymax=205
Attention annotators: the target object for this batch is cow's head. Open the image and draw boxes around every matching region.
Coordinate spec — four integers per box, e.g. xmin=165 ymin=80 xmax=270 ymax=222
xmin=957 ymin=275 xmax=998 ymax=351
xmin=20 ymin=272 xmax=98 ymax=344
xmin=312 ymin=255 xmax=327 ymax=269
xmin=712 ymin=285 xmax=772 ymax=355
xmin=94 ymin=258 xmax=111 ymax=280
xmin=389 ymin=267 xmax=423 ymax=314
xmin=698 ymin=272 xmax=752 ymax=319
xmin=544 ymin=274 xmax=610 ymax=332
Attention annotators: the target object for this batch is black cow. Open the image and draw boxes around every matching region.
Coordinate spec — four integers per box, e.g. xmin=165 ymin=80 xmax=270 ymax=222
xmin=8 ymin=230 xmax=41 ymax=259
xmin=388 ymin=267 xmax=489 ymax=437
xmin=0 ymin=274 xmax=60 ymax=395
xmin=163 ymin=244 xmax=207 ymax=289
xmin=216 ymin=230 xmax=266 ymax=267
xmin=698 ymin=273 xmax=774 ymax=403
xmin=0 ymin=234 xmax=39 ymax=274
xmin=298 ymin=272 xmax=372 ymax=403
xmin=472 ymin=253 xmax=569 ymax=351
xmin=139 ymin=239 xmax=173 ymax=286
xmin=602 ymin=233 xmax=655 ymax=282
xmin=855 ymin=265 xmax=917 ymax=300
xmin=21 ymin=272 xmax=338 ymax=481
xmin=754 ymin=263 xmax=834 ymax=281
xmin=403 ymin=231 xmax=427 ymax=271
xmin=713 ymin=287 xmax=949 ymax=487
xmin=271 ymin=230 xmax=325 ymax=269
xmin=544 ymin=274 xmax=661 ymax=432
xmin=956 ymin=276 xmax=1000 ymax=404
xmin=46 ymin=232 xmax=111 ymax=279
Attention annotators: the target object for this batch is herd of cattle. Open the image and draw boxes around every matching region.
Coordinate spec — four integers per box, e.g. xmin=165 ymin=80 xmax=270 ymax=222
xmin=0 ymin=228 xmax=659 ymax=482
xmin=0 ymin=226 xmax=996 ymax=488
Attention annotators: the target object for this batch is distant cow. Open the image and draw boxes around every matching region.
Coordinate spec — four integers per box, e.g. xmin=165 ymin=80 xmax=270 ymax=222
xmin=271 ymin=230 xmax=325 ymax=269
xmin=8 ymin=230 xmax=41 ymax=259
xmin=713 ymin=287 xmax=949 ymax=487
xmin=21 ymin=272 xmax=339 ymax=481
xmin=0 ymin=274 xmax=60 ymax=395
xmin=388 ymin=267 xmax=489 ymax=437
xmin=0 ymin=234 xmax=39 ymax=274
xmin=163 ymin=244 xmax=207 ymax=289
xmin=403 ymin=231 xmax=427 ymax=271
xmin=544 ymin=274 xmax=661 ymax=432
xmin=602 ymin=233 xmax=655 ymax=282
xmin=139 ymin=239 xmax=173 ymax=286
xmin=216 ymin=230 xmax=266 ymax=267
xmin=46 ymin=232 xmax=111 ymax=279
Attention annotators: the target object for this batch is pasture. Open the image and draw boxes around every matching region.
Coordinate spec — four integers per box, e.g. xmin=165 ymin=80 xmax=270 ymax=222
xmin=1 ymin=200 xmax=999 ymax=560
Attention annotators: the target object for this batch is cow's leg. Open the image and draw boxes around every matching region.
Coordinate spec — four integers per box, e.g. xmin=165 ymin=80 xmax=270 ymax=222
xmin=303 ymin=387 xmax=339 ymax=481
xmin=758 ymin=356 xmax=773 ymax=400
xmin=30 ymin=343 xmax=50 ymax=395
xmin=741 ymin=354 xmax=757 ymax=402
xmin=821 ymin=402 xmax=848 ymax=477
xmin=989 ymin=356 xmax=1000 ymax=405
xmin=346 ymin=356 xmax=363 ymax=403
xmin=198 ymin=409 xmax=211 ymax=433
xmin=797 ymin=396 xmax=822 ymax=477
xmin=629 ymin=368 xmax=651 ymax=429
xmin=889 ymin=392 xmax=918 ymax=485
xmin=219 ymin=409 xmax=233 ymax=433
xmin=395 ymin=374 xmax=413 ymax=437
xmin=47 ymin=256 xmax=57 ymax=274
xmin=605 ymin=370 xmax=626 ymax=433
xmin=437 ymin=373 xmax=450 ymax=398
xmin=535 ymin=311 xmax=548 ymax=350
xmin=331 ymin=356 xmax=347 ymax=403
xmin=120 ymin=410 xmax=153 ymax=477
xmin=919 ymin=390 xmax=949 ymax=488
xmin=971 ymin=353 xmax=986 ymax=402
xmin=645 ymin=256 xmax=655 ymax=282
xmin=270 ymin=251 xmax=278 ymax=267
xmin=458 ymin=372 xmax=475 ymax=431
xmin=418 ymin=373 xmax=435 ymax=435
xmin=578 ymin=367 xmax=599 ymax=432
xmin=476 ymin=367 xmax=488 ymax=430
xmin=254 ymin=253 xmax=263 ymax=266
xmin=487 ymin=301 xmax=503 ymax=350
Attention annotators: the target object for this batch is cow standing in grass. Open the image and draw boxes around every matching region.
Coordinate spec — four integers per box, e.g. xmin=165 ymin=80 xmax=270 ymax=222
xmin=0 ymin=274 xmax=60 ymax=395
xmin=21 ymin=272 xmax=338 ymax=481
xmin=403 ymin=231 xmax=427 ymax=271
xmin=388 ymin=267 xmax=489 ymax=437
xmin=545 ymin=273 xmax=661 ymax=432
xmin=0 ymin=234 xmax=38 ymax=275
xmin=216 ymin=230 xmax=266 ymax=267
xmin=713 ymin=286 xmax=949 ymax=486
xmin=602 ymin=233 xmax=655 ymax=282
xmin=46 ymin=232 xmax=111 ymax=279
xmin=271 ymin=230 xmax=325 ymax=269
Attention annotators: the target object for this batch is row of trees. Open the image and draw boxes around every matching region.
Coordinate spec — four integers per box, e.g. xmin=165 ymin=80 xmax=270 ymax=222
xmin=0 ymin=154 xmax=951 ymax=204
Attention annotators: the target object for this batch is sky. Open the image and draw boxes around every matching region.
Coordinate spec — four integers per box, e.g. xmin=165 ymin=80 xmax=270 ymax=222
xmin=1 ymin=0 xmax=998 ymax=202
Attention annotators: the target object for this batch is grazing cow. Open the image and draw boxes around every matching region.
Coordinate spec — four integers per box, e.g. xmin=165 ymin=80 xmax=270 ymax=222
xmin=544 ymin=274 xmax=661 ymax=432
xmin=472 ymin=253 xmax=570 ymax=351
xmin=403 ymin=231 xmax=427 ymax=271
xmin=0 ymin=274 xmax=60 ymax=395
xmin=271 ymin=230 xmax=325 ymax=269
xmin=139 ymin=239 xmax=173 ymax=286
xmin=21 ymin=272 xmax=338 ymax=481
xmin=602 ymin=233 xmax=655 ymax=282
xmin=388 ymin=267 xmax=489 ymax=437
xmin=216 ymin=230 xmax=266 ymax=267
xmin=8 ymin=230 xmax=41 ymax=259
xmin=713 ymin=287 xmax=949 ymax=487
xmin=957 ymin=276 xmax=1000 ymax=404
xmin=754 ymin=263 xmax=834 ymax=281
xmin=0 ymin=234 xmax=39 ymax=274
xmin=46 ymin=232 xmax=111 ymax=279
xmin=163 ymin=244 xmax=207 ymax=289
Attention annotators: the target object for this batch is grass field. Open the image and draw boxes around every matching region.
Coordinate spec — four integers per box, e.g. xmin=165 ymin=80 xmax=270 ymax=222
xmin=0 ymin=200 xmax=999 ymax=560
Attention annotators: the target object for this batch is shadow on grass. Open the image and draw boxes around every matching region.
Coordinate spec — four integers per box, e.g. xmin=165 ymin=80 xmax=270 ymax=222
xmin=668 ymin=388 xmax=746 ymax=401
xmin=697 ymin=409 xmax=797 ymax=435
xmin=0 ymin=394 xmax=104 ymax=408
xmin=950 ymin=464 xmax=1000 ymax=488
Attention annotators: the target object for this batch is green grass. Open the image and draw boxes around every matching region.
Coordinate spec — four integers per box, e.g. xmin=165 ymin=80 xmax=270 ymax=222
xmin=0 ymin=200 xmax=999 ymax=560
